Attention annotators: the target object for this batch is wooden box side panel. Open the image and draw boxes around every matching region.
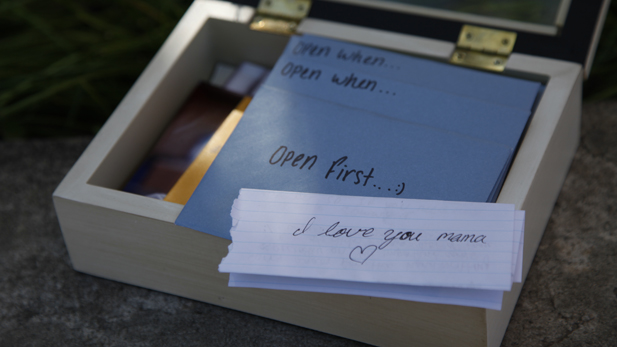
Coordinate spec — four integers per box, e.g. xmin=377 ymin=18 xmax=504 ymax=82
xmin=486 ymin=56 xmax=583 ymax=347
xmin=53 ymin=195 xmax=487 ymax=347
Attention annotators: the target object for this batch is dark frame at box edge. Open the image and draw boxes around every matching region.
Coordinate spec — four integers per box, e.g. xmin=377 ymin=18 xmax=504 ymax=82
xmin=232 ymin=0 xmax=605 ymax=69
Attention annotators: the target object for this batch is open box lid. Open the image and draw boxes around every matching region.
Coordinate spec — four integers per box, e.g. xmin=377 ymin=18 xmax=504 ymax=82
xmin=234 ymin=0 xmax=610 ymax=77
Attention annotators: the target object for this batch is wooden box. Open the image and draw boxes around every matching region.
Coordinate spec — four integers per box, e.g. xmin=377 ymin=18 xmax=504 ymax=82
xmin=52 ymin=1 xmax=609 ymax=346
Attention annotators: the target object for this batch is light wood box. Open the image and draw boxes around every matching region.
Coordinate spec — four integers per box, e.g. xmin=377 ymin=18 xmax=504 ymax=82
xmin=52 ymin=1 xmax=608 ymax=346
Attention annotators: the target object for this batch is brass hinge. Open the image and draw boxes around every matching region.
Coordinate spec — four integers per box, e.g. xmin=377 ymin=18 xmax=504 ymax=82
xmin=450 ymin=25 xmax=517 ymax=72
xmin=250 ymin=0 xmax=311 ymax=35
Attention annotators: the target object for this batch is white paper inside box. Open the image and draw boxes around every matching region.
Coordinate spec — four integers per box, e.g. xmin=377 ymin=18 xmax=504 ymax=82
xmin=52 ymin=1 xmax=584 ymax=346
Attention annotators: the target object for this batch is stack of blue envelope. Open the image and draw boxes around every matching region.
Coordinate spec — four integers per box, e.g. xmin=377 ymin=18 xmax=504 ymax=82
xmin=176 ymin=34 xmax=542 ymax=240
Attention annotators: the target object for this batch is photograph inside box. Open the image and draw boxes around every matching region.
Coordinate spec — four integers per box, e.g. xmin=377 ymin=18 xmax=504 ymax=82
xmin=123 ymin=61 xmax=270 ymax=199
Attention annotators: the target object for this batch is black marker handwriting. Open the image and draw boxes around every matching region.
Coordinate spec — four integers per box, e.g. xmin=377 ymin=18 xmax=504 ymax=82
xmin=269 ymin=145 xmax=317 ymax=170
xmin=280 ymin=62 xmax=321 ymax=80
xmin=293 ymin=217 xmax=315 ymax=236
xmin=325 ymin=156 xmax=374 ymax=186
xmin=292 ymin=41 xmax=331 ymax=57
xmin=318 ymin=221 xmax=375 ymax=238
xmin=331 ymin=72 xmax=377 ymax=92
xmin=336 ymin=49 xmax=385 ymax=66
xmin=379 ymin=229 xmax=421 ymax=250
xmin=291 ymin=218 xmax=489 ymax=265
xmin=267 ymin=147 xmax=404 ymax=196
xmin=349 ymin=245 xmax=377 ymax=264
xmin=436 ymin=233 xmax=486 ymax=243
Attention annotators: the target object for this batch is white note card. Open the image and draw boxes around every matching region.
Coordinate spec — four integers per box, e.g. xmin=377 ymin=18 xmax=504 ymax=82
xmin=219 ymin=189 xmax=525 ymax=309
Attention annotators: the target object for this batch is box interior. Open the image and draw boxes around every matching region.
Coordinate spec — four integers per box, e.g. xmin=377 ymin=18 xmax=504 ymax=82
xmin=87 ymin=15 xmax=550 ymax=200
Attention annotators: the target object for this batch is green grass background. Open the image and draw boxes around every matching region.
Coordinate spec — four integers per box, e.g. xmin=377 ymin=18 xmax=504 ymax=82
xmin=1 ymin=0 xmax=615 ymax=139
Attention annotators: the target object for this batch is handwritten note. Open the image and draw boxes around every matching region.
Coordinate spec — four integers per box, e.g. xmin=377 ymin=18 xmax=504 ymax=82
xmin=219 ymin=189 xmax=525 ymax=296
xmin=228 ymin=210 xmax=525 ymax=310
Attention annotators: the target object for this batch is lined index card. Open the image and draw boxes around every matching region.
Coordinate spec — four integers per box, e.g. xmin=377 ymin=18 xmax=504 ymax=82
xmin=219 ymin=189 xmax=523 ymax=292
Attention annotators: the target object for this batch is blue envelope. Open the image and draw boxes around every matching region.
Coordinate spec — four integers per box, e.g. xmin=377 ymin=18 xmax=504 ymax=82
xmin=266 ymin=56 xmax=532 ymax=150
xmin=176 ymin=35 xmax=541 ymax=240
xmin=282 ymin=35 xmax=541 ymax=111
xmin=176 ymin=87 xmax=513 ymax=240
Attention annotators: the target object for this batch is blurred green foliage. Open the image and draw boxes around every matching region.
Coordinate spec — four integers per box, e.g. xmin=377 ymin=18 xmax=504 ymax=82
xmin=0 ymin=0 xmax=615 ymax=139
xmin=0 ymin=0 xmax=190 ymax=139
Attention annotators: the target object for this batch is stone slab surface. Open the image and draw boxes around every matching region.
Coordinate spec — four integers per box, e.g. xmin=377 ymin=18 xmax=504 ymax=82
xmin=1 ymin=101 xmax=616 ymax=346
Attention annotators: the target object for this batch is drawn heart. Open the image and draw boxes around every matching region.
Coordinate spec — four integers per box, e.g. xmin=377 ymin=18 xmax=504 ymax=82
xmin=349 ymin=245 xmax=378 ymax=264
